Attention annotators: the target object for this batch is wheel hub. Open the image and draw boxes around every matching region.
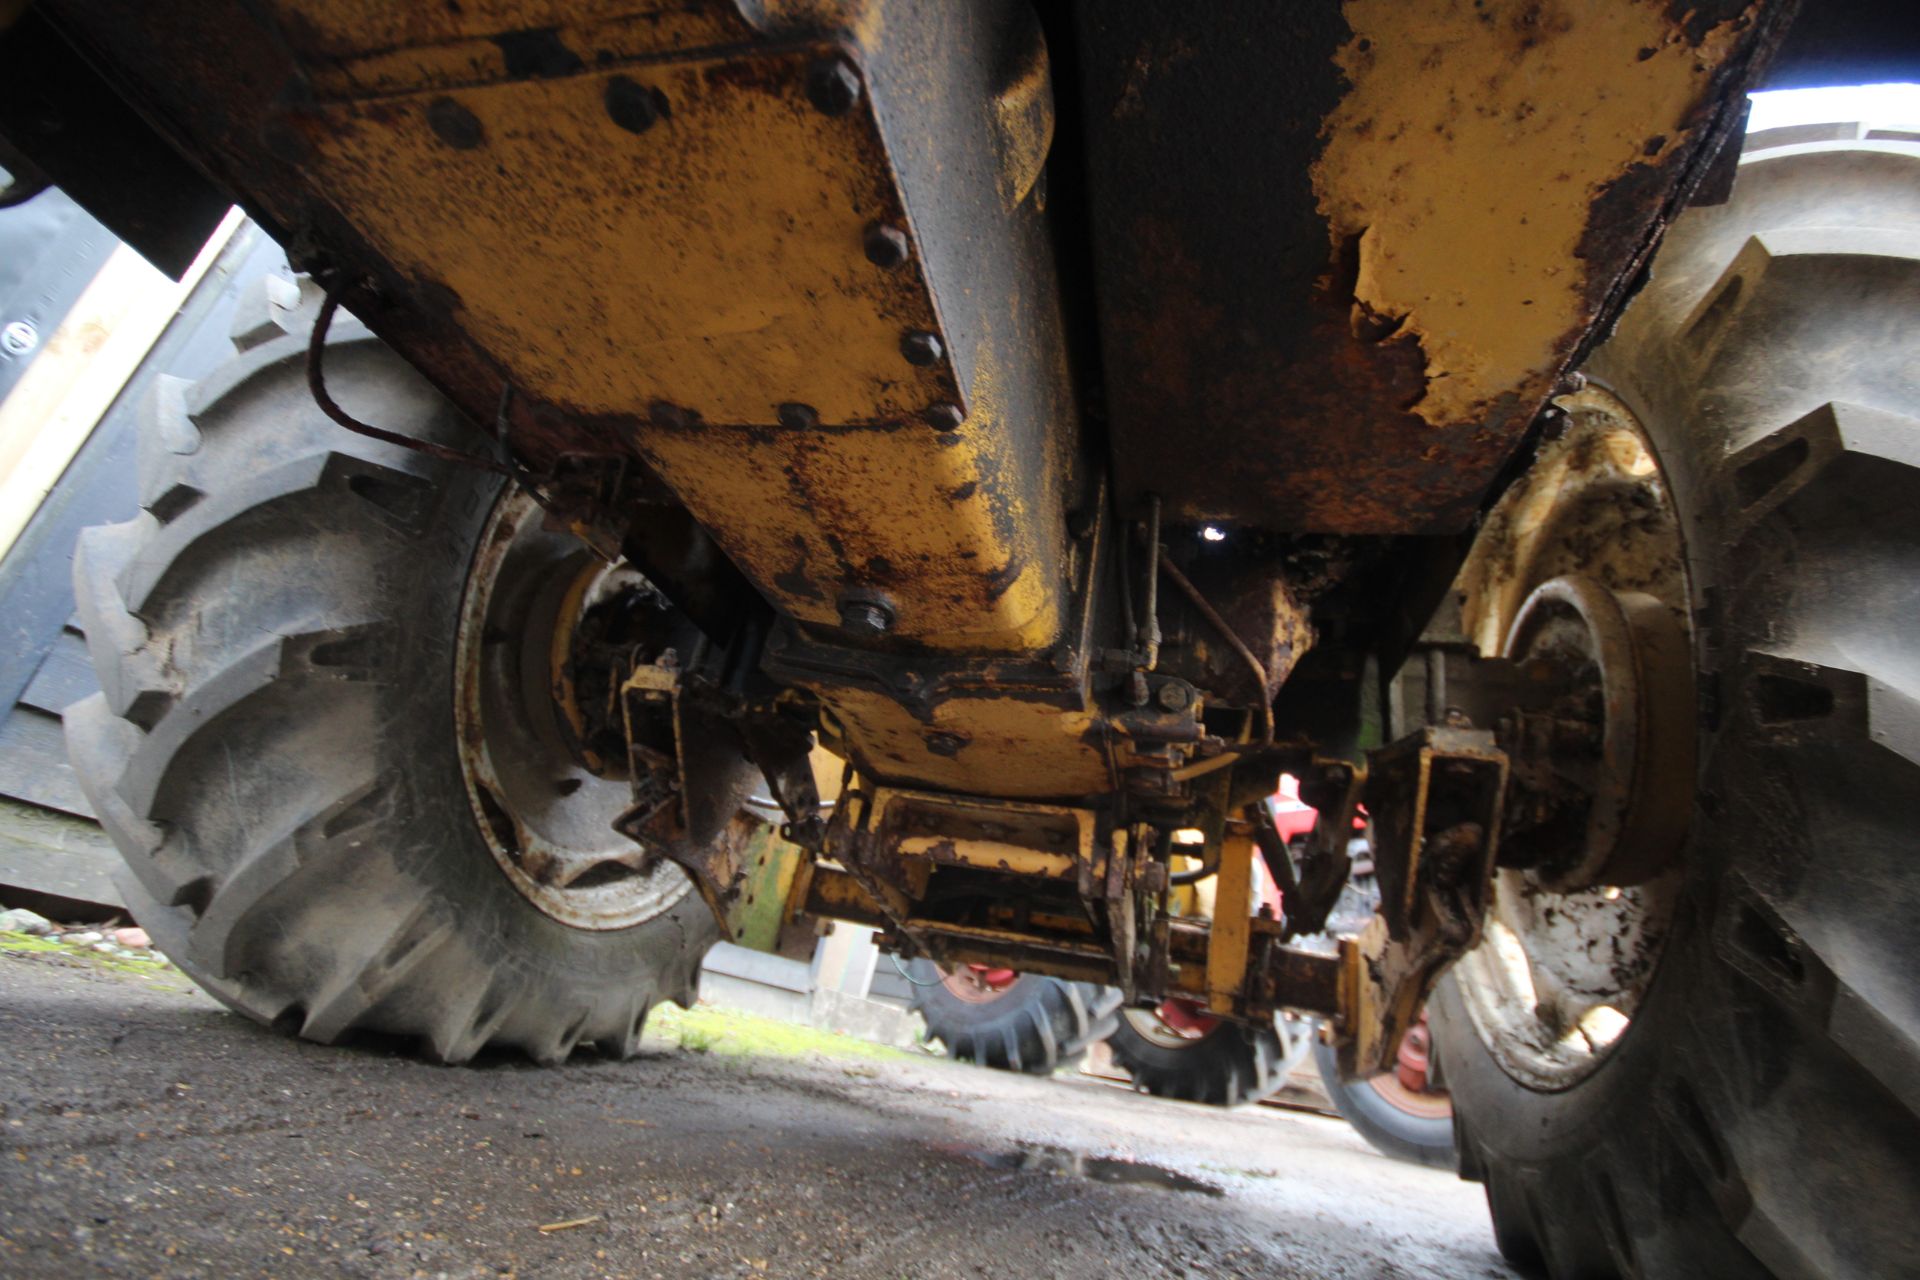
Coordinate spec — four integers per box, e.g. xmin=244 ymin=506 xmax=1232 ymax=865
xmin=1497 ymin=573 xmax=1695 ymax=891
xmin=1448 ymin=388 xmax=1691 ymax=1089
xmin=454 ymin=489 xmax=695 ymax=930
xmin=1122 ymin=999 xmax=1220 ymax=1049
xmin=940 ymin=964 xmax=1019 ymax=1004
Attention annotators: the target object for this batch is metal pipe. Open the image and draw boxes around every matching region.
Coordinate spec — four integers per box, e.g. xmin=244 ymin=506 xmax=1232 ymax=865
xmin=1141 ymin=494 xmax=1163 ymax=670
xmin=1157 ymin=550 xmax=1274 ymax=746
xmin=1111 ymin=481 xmax=1138 ymax=655
xmin=1425 ymin=647 xmax=1447 ymax=725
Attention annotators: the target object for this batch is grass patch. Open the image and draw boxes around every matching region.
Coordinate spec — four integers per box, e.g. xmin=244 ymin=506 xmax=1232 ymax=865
xmin=0 ymin=929 xmax=190 ymax=988
xmin=648 ymin=1002 xmax=912 ymax=1064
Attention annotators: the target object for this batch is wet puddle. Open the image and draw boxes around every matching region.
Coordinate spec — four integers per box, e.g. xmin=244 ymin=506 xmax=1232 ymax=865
xmin=931 ymin=1141 xmax=1223 ymax=1197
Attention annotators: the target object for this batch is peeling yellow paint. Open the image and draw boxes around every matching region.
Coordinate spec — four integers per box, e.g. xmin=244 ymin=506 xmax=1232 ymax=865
xmin=302 ymin=49 xmax=954 ymax=425
xmin=641 ymin=408 xmax=1059 ymax=648
xmin=290 ymin=26 xmax=1062 ymax=650
xmin=1314 ymin=0 xmax=1750 ymax=426
xmin=813 ymin=686 xmax=1110 ymax=799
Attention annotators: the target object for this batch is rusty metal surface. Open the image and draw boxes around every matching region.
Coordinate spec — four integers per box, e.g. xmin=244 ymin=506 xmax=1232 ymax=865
xmin=455 ymin=487 xmax=696 ymax=931
xmin=1451 ymin=388 xmax=1696 ymax=887
xmin=1343 ymin=725 xmax=1507 ymax=1075
xmin=46 ymin=0 xmax=1077 ymax=654
xmin=1071 ymin=0 xmax=1791 ymax=536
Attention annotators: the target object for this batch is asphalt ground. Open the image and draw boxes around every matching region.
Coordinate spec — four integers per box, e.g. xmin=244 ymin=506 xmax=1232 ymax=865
xmin=1 ymin=941 xmax=1512 ymax=1279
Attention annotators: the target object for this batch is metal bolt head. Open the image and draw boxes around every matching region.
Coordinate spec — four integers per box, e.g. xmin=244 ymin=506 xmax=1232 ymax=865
xmin=838 ymin=597 xmax=894 ymax=637
xmin=806 ymin=58 xmax=862 ymax=116
xmin=426 ymin=96 xmax=485 ymax=150
xmin=862 ymin=223 xmax=910 ymax=269
xmin=925 ymin=731 xmax=966 ymax=758
xmin=777 ymin=402 xmax=820 ymax=429
xmin=900 ymin=331 xmax=945 ymax=367
xmin=649 ymin=400 xmax=690 ymax=429
xmin=0 ymin=319 xmax=38 ymax=357
xmin=604 ymin=75 xmax=664 ymax=135
xmin=921 ymin=402 xmax=964 ymax=431
xmin=1156 ymin=680 xmax=1194 ymax=713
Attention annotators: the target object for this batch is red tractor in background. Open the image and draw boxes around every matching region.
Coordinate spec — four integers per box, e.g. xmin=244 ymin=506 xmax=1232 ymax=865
xmin=911 ymin=778 xmax=1455 ymax=1166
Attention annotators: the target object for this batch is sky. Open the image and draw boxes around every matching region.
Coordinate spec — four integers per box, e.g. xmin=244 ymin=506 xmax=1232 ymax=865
xmin=1748 ymin=83 xmax=1920 ymax=132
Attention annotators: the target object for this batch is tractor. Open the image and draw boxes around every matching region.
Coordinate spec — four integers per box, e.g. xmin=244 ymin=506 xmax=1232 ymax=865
xmin=6 ymin=2 xmax=1915 ymax=1275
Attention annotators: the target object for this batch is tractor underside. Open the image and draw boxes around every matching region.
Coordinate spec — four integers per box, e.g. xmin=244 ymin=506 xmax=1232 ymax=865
xmin=5 ymin=0 xmax=1802 ymax=1071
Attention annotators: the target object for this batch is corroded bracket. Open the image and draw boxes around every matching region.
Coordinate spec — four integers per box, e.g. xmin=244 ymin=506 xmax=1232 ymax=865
xmin=1333 ymin=726 xmax=1508 ymax=1077
xmin=612 ymin=663 xmax=776 ymax=943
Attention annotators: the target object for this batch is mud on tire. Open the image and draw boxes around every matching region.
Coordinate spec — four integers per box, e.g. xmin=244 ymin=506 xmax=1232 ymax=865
xmin=1434 ymin=125 xmax=1920 ymax=1279
xmin=65 ymin=274 xmax=718 ymax=1065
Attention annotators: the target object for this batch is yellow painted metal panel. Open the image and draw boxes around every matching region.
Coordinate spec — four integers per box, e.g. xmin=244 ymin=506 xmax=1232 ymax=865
xmin=295 ymin=48 xmax=957 ymax=426
xmin=1204 ymin=832 xmax=1255 ymax=1015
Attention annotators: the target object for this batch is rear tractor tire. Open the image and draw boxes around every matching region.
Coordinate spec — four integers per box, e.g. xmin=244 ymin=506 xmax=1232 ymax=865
xmin=907 ymin=960 xmax=1121 ymax=1075
xmin=65 ymin=273 xmax=722 ymax=1065
xmin=1105 ymin=1003 xmax=1302 ymax=1108
xmin=1435 ymin=124 xmax=1920 ymax=1278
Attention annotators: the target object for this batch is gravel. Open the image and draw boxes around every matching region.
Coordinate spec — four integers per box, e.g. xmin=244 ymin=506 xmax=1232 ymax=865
xmin=0 ymin=908 xmax=53 ymax=936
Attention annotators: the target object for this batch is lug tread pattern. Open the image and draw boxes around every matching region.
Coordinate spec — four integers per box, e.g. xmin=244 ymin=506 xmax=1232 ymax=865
xmin=64 ymin=285 xmax=716 ymax=1066
xmin=1440 ymin=128 xmax=1920 ymax=1280
xmin=907 ymin=961 xmax=1123 ymax=1077
xmin=1107 ymin=1014 xmax=1285 ymax=1108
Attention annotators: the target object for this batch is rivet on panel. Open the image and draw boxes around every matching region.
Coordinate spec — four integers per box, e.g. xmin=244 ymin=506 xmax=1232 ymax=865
xmin=838 ymin=594 xmax=895 ymax=637
xmin=921 ymin=402 xmax=963 ymax=430
xmin=426 ymin=97 xmax=485 ymax=150
xmin=777 ymin=402 xmax=820 ymax=429
xmin=863 ymin=223 xmax=910 ymax=269
xmin=901 ymin=331 xmax=944 ymax=367
xmin=604 ymin=76 xmax=663 ymax=135
xmin=806 ymin=58 xmax=862 ymax=117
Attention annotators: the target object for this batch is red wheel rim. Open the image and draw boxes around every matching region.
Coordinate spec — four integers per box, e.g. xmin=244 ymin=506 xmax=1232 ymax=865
xmin=1363 ymin=1012 xmax=1451 ymax=1119
xmin=940 ymin=964 xmax=1019 ymax=1004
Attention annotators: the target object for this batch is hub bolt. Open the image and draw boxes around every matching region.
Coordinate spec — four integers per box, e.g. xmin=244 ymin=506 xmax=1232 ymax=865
xmin=922 ymin=402 xmax=964 ymax=431
xmin=1155 ymin=680 xmax=1194 ymax=712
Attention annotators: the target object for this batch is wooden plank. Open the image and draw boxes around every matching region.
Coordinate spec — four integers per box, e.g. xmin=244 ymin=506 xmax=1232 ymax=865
xmin=19 ymin=627 xmax=98 ymax=715
xmin=0 ymin=704 xmax=92 ymax=818
xmin=0 ymin=225 xmax=275 ymax=718
xmin=0 ymin=207 xmax=242 ymax=564
xmin=0 ymin=795 xmax=122 ymax=907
